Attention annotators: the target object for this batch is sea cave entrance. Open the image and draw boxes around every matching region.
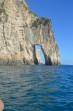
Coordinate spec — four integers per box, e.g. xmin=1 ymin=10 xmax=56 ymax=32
xmin=34 ymin=45 xmax=45 ymax=65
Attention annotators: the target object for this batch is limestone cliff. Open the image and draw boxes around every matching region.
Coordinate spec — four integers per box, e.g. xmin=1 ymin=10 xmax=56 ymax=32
xmin=35 ymin=49 xmax=42 ymax=64
xmin=0 ymin=0 xmax=60 ymax=65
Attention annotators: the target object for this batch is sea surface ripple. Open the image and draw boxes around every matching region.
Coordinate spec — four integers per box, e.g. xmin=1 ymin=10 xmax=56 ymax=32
xmin=0 ymin=65 xmax=73 ymax=111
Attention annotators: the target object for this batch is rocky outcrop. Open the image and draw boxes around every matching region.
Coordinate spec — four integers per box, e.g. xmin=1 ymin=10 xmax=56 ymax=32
xmin=35 ymin=49 xmax=42 ymax=64
xmin=0 ymin=0 xmax=60 ymax=65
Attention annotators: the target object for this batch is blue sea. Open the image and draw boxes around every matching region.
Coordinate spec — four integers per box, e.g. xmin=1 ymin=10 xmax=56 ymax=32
xmin=0 ymin=65 xmax=73 ymax=111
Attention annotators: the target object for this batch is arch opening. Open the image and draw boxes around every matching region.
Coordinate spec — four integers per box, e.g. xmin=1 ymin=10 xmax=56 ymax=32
xmin=34 ymin=44 xmax=45 ymax=65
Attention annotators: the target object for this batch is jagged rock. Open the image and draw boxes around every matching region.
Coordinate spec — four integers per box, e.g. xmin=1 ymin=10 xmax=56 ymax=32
xmin=35 ymin=49 xmax=42 ymax=64
xmin=0 ymin=0 xmax=60 ymax=65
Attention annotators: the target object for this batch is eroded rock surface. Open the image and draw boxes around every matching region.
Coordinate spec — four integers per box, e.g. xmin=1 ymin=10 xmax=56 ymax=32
xmin=0 ymin=0 xmax=60 ymax=65
xmin=35 ymin=49 xmax=42 ymax=64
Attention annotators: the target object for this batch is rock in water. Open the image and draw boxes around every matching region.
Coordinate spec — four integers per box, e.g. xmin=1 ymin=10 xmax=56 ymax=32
xmin=35 ymin=49 xmax=42 ymax=64
xmin=0 ymin=0 xmax=60 ymax=65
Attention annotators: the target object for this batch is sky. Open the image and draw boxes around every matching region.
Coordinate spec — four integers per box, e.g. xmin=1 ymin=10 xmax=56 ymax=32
xmin=26 ymin=0 xmax=73 ymax=65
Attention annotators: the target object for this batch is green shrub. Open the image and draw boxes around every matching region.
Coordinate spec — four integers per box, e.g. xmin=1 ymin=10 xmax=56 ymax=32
xmin=0 ymin=6 xmax=8 ymax=23
xmin=32 ymin=22 xmax=38 ymax=27
xmin=29 ymin=11 xmax=37 ymax=17
xmin=32 ymin=17 xmax=51 ymax=27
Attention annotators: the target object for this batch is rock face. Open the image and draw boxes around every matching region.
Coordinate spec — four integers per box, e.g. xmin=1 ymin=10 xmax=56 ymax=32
xmin=35 ymin=49 xmax=42 ymax=64
xmin=0 ymin=0 xmax=60 ymax=65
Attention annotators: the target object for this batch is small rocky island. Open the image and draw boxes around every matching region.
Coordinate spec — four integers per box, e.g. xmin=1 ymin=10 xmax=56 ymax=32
xmin=0 ymin=0 xmax=60 ymax=65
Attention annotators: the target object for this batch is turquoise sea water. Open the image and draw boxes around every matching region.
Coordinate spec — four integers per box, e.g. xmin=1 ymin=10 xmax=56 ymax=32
xmin=0 ymin=65 xmax=73 ymax=111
